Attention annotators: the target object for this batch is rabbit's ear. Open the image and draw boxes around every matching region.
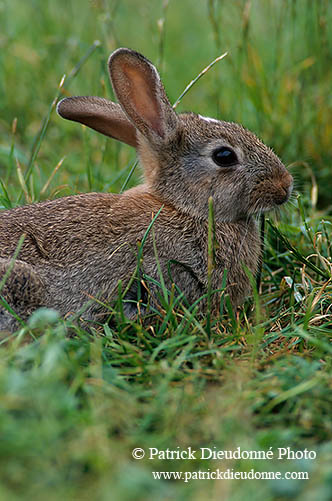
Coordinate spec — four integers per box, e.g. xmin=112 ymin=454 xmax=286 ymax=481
xmin=108 ymin=48 xmax=177 ymax=142
xmin=57 ymin=96 xmax=137 ymax=148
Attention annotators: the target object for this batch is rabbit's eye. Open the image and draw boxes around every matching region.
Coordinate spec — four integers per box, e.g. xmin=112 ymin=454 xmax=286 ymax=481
xmin=212 ymin=147 xmax=238 ymax=167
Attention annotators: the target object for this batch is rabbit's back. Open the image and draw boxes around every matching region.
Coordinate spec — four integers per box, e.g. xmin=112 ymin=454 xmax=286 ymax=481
xmin=0 ymin=192 xmax=120 ymax=263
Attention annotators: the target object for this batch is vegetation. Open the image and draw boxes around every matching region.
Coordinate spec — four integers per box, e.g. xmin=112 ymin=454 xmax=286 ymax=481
xmin=0 ymin=0 xmax=331 ymax=499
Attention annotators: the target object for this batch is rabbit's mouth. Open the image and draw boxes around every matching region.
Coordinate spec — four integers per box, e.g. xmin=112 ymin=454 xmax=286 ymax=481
xmin=249 ymin=170 xmax=293 ymax=214
xmin=249 ymin=189 xmax=293 ymax=215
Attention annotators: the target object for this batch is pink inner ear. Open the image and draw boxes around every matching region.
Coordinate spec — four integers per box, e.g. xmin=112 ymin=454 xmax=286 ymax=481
xmin=123 ymin=66 xmax=165 ymax=138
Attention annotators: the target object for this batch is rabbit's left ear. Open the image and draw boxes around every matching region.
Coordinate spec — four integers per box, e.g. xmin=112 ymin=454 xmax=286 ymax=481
xmin=109 ymin=48 xmax=178 ymax=142
xmin=57 ymin=96 xmax=138 ymax=148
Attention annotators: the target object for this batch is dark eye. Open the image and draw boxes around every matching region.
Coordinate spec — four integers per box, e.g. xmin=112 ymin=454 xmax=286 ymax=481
xmin=212 ymin=147 xmax=238 ymax=167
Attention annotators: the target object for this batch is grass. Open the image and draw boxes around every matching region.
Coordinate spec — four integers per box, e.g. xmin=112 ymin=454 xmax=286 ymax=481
xmin=0 ymin=0 xmax=332 ymax=499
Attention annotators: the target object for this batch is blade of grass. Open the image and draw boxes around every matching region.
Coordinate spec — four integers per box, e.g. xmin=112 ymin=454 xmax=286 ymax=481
xmin=206 ymin=196 xmax=215 ymax=336
xmin=0 ymin=234 xmax=26 ymax=293
xmin=173 ymin=52 xmax=228 ymax=109
xmin=267 ymin=219 xmax=330 ymax=279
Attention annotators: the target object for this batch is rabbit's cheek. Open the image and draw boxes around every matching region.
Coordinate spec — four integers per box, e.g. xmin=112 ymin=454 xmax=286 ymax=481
xmin=248 ymin=183 xmax=271 ymax=211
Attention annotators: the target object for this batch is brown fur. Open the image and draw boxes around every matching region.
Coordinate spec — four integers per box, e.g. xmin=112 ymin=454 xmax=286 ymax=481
xmin=0 ymin=48 xmax=293 ymax=331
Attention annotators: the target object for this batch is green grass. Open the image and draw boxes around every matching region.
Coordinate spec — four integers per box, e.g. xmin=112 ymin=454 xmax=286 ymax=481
xmin=0 ymin=0 xmax=332 ymax=500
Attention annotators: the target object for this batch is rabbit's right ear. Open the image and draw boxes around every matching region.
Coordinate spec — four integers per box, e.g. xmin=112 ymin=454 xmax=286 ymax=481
xmin=57 ymin=96 xmax=137 ymax=148
xmin=108 ymin=48 xmax=178 ymax=143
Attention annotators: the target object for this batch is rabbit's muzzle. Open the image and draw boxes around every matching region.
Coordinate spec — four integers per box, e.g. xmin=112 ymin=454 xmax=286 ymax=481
xmin=273 ymin=170 xmax=293 ymax=205
xmin=249 ymin=169 xmax=293 ymax=213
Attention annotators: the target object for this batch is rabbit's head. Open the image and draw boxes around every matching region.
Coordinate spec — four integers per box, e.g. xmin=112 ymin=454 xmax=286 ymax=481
xmin=57 ymin=48 xmax=293 ymax=222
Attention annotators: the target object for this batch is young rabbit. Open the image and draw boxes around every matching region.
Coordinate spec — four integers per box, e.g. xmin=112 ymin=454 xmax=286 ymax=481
xmin=0 ymin=48 xmax=293 ymax=332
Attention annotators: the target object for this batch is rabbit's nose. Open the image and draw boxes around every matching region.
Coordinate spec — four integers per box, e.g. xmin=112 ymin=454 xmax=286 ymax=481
xmin=283 ymin=171 xmax=294 ymax=190
xmin=275 ymin=174 xmax=293 ymax=205
xmin=275 ymin=186 xmax=290 ymax=205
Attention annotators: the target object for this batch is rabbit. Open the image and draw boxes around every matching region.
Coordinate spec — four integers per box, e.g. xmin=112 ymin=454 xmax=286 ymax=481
xmin=0 ymin=48 xmax=293 ymax=332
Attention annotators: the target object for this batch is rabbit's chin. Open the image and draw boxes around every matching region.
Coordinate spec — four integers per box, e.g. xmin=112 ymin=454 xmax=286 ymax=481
xmin=247 ymin=204 xmax=283 ymax=218
xmin=248 ymin=191 xmax=292 ymax=216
